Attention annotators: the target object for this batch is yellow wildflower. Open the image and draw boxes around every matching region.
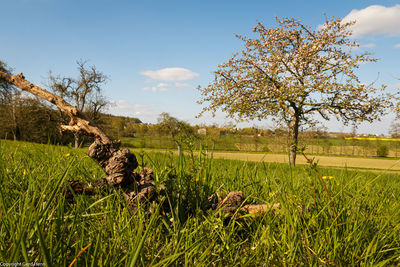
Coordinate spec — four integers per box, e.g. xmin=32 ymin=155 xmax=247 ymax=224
xmin=322 ymin=176 xmax=334 ymax=180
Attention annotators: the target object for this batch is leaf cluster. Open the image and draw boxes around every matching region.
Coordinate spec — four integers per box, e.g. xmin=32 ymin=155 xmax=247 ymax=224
xmin=157 ymin=112 xmax=194 ymax=141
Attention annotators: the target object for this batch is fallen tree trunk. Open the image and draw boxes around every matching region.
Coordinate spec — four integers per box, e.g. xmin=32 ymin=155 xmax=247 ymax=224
xmin=0 ymin=71 xmax=279 ymax=217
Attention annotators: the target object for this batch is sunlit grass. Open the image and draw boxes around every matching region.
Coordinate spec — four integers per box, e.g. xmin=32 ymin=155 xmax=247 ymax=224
xmin=1 ymin=140 xmax=400 ymax=265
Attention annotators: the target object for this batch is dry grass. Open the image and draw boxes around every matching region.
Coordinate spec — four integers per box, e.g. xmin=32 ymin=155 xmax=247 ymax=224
xmin=211 ymin=152 xmax=400 ymax=170
xmin=133 ymin=148 xmax=400 ymax=171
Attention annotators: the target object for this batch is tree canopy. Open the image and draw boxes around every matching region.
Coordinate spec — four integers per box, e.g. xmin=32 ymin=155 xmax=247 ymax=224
xmin=157 ymin=112 xmax=194 ymax=156
xmin=198 ymin=17 xmax=390 ymax=165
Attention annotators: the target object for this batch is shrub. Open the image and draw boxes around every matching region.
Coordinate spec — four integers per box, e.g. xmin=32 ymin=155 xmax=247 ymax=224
xmin=377 ymin=145 xmax=389 ymax=157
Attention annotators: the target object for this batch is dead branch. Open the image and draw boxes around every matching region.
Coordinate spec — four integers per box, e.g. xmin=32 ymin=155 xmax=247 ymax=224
xmin=0 ymin=72 xmax=111 ymax=144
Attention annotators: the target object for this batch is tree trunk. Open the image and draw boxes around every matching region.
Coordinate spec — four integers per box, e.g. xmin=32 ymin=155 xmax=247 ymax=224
xmin=12 ymin=105 xmax=17 ymax=141
xmin=74 ymin=132 xmax=80 ymax=148
xmin=11 ymin=96 xmax=20 ymax=141
xmin=289 ymin=116 xmax=299 ymax=166
xmin=174 ymin=139 xmax=182 ymax=156
xmin=211 ymin=140 xmax=215 ymax=159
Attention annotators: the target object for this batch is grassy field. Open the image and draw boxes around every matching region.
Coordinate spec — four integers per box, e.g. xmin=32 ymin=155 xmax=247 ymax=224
xmin=1 ymin=140 xmax=400 ymax=265
xmin=121 ymin=134 xmax=400 ymax=158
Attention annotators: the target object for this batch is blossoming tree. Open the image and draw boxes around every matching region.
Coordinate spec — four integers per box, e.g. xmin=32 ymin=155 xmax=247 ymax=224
xmin=198 ymin=17 xmax=389 ymax=165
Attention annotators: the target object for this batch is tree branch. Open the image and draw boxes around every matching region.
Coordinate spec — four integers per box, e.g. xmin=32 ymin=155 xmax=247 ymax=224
xmin=0 ymin=71 xmax=112 ymax=144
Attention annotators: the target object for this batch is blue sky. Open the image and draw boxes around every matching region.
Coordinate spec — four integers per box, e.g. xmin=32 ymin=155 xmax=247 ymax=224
xmin=1 ymin=0 xmax=400 ymax=134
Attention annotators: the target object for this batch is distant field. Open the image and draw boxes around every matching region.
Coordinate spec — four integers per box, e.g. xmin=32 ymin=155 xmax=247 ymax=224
xmin=122 ymin=135 xmax=400 ymax=158
xmin=211 ymin=152 xmax=400 ymax=171
xmin=345 ymin=137 xmax=400 ymax=141
xmin=132 ymin=148 xmax=400 ymax=172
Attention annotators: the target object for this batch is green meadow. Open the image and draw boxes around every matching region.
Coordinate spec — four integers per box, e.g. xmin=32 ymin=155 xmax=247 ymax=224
xmin=1 ymin=140 xmax=400 ymax=266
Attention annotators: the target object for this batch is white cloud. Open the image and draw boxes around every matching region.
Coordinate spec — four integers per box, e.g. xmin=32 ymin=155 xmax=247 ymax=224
xmin=342 ymin=5 xmax=400 ymax=37
xmin=157 ymin=82 xmax=169 ymax=88
xmin=174 ymin=82 xmax=191 ymax=88
xmin=140 ymin=67 xmax=199 ymax=81
xmin=359 ymin=43 xmax=376 ymax=48
xmin=394 ymin=43 xmax=400 ymax=49
xmin=108 ymin=100 xmax=160 ymax=122
xmin=142 ymin=82 xmax=170 ymax=92
xmin=141 ymin=80 xmax=195 ymax=93
xmin=350 ymin=43 xmax=376 ymax=51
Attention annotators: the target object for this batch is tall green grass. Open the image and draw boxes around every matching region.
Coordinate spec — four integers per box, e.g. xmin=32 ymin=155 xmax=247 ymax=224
xmin=0 ymin=140 xmax=399 ymax=265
